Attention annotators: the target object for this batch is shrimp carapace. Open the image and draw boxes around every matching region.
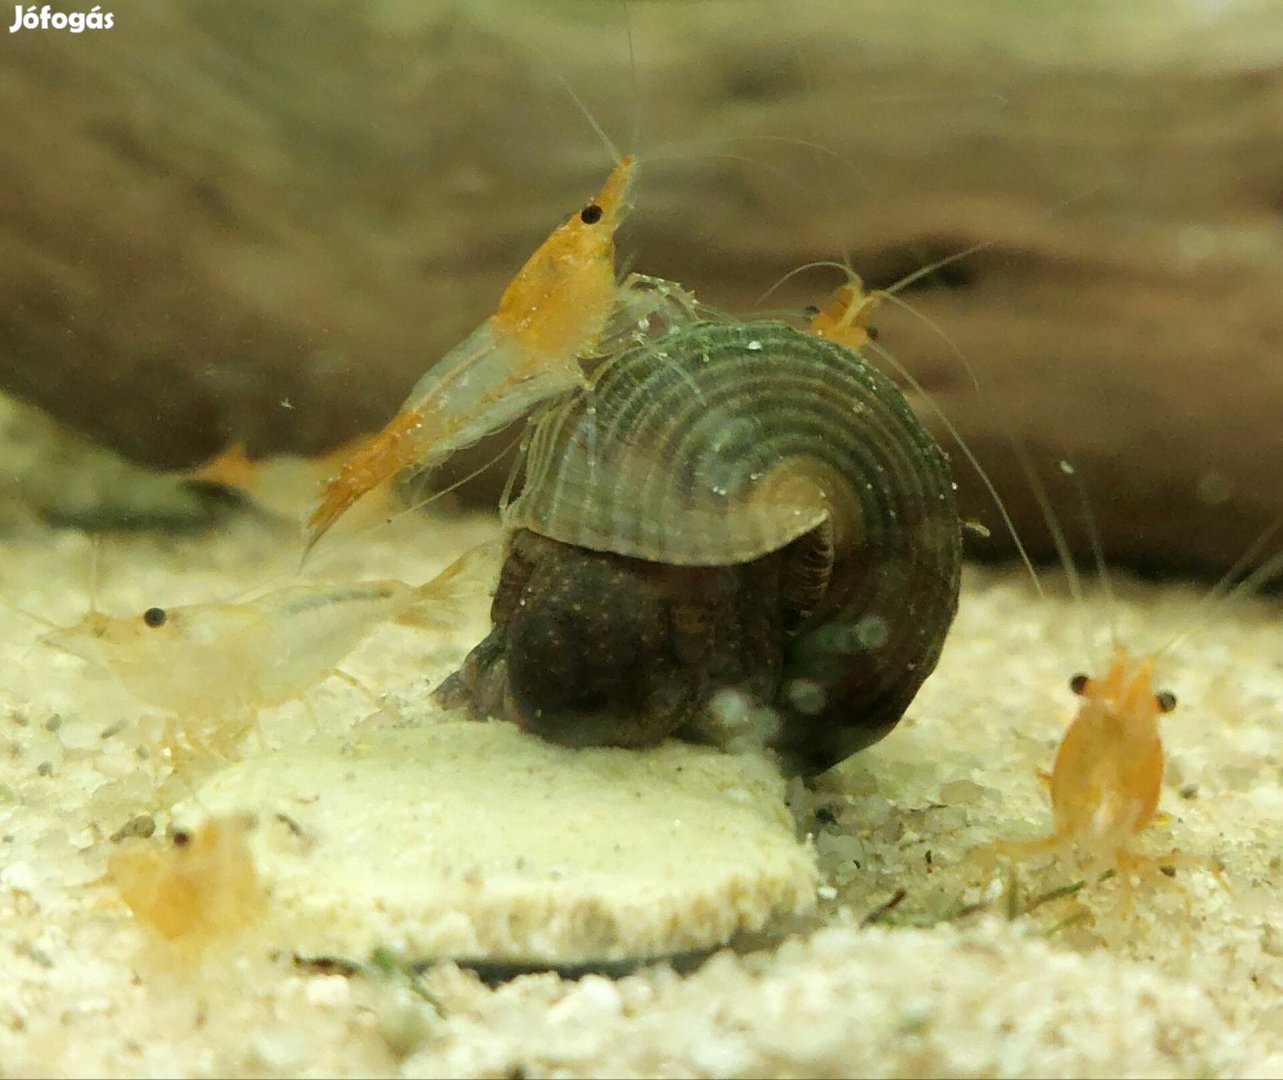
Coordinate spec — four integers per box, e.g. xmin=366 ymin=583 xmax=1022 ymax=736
xmin=302 ymin=156 xmax=638 ymax=557
xmin=107 ymin=814 xmax=265 ymax=945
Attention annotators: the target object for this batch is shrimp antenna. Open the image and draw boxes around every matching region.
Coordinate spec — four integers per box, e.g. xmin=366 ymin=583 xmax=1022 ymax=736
xmin=734 ymin=133 xmax=861 ymax=174
xmin=500 ymin=417 xmax=536 ymax=517
xmin=549 ymin=84 xmax=811 ymax=211
xmin=0 ymin=577 xmax=116 ymax=679
xmin=88 ymin=533 xmax=103 ymax=620
xmin=1008 ymin=439 xmax=1095 ymax=666
xmin=622 ymin=0 xmax=641 ymax=156
xmin=553 ymin=72 xmax=623 ymax=166
xmin=857 ymin=280 xmax=1042 ymax=595
xmin=755 ymin=260 xmax=858 ymax=309
xmin=1053 ymin=453 xmax=1118 ymax=652
xmin=762 ymin=171 xmax=1123 ymax=322
xmin=635 ymin=141 xmax=809 ymax=198
xmin=549 ymin=4 xmax=802 ymax=197
xmin=753 ymin=35 xmax=861 ymax=315
xmin=865 ymin=339 xmax=1044 ymax=599
xmin=0 ymin=590 xmax=62 ymax=635
xmin=1156 ymin=513 xmax=1283 ymax=658
xmin=870 ymin=291 xmax=978 ymax=393
xmin=401 ymin=427 xmax=528 ymax=525
xmin=883 ymin=241 xmax=993 ymax=301
xmin=779 ymin=41 xmax=1045 ymax=598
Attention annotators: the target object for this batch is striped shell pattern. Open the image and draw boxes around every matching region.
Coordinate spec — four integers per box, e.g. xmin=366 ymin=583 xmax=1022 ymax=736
xmin=503 ymin=319 xmax=962 ymax=772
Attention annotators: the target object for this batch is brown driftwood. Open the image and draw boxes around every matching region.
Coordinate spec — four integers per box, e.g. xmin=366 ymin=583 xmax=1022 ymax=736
xmin=2 ymin=0 xmax=1282 ymax=575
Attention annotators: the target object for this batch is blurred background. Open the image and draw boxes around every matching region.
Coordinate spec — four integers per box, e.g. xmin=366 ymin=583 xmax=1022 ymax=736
xmin=2 ymin=0 xmax=1282 ymax=575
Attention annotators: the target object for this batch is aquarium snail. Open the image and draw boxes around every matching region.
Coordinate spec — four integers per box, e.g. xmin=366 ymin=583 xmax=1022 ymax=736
xmin=434 ymin=318 xmax=961 ymax=775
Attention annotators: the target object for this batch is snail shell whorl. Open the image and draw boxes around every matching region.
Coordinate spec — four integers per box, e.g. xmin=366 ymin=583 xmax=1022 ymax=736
xmin=504 ymin=321 xmax=961 ymax=773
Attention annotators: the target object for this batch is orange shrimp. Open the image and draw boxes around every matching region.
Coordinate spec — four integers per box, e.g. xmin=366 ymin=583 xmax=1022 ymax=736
xmin=302 ymin=155 xmax=637 ymax=557
xmin=1004 ymin=646 xmax=1174 ymax=884
xmin=988 ymin=454 xmax=1283 ymax=909
xmin=807 ymin=268 xmax=882 ymax=352
xmin=794 ymin=246 xmax=992 ymax=356
xmin=107 ymin=814 xmax=265 ymax=947
xmin=182 ymin=435 xmax=391 ymax=525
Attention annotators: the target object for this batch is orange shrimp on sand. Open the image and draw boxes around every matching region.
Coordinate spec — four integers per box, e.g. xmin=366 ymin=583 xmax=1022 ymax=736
xmin=1000 ymin=646 xmax=1177 ymax=891
xmin=302 ymin=155 xmax=638 ymax=558
xmin=106 ymin=814 xmax=265 ymax=950
xmin=987 ymin=458 xmax=1280 ymax=916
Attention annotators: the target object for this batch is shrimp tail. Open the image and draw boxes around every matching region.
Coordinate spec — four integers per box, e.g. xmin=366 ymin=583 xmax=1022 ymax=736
xmin=390 ymin=538 xmax=504 ymax=631
xmin=183 ymin=441 xmax=261 ymax=491
xmin=302 ymin=321 xmax=588 ymax=560
xmin=302 ymin=409 xmax=426 ymax=557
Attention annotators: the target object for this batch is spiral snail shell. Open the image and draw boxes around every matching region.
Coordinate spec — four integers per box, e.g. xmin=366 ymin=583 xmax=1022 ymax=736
xmin=435 ymin=319 xmax=961 ymax=775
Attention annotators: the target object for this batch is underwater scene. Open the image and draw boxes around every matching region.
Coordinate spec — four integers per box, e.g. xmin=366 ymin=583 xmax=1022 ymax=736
xmin=1 ymin=1 xmax=1281 ymax=1076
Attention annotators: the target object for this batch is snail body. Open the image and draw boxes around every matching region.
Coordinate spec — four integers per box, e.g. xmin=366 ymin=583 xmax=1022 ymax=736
xmin=435 ymin=319 xmax=961 ymax=775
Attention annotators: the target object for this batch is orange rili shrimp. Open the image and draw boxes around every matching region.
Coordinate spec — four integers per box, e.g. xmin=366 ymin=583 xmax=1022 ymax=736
xmin=302 ymin=156 xmax=638 ymax=556
xmin=1008 ymin=646 xmax=1175 ymax=881
xmin=807 ymin=268 xmax=882 ymax=352
xmin=991 ymin=455 xmax=1283 ymax=902
xmin=107 ymin=814 xmax=264 ymax=946
xmin=183 ymin=435 xmax=391 ymax=525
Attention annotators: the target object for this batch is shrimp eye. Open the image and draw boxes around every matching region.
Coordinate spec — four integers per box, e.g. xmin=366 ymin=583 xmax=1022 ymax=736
xmin=579 ymin=203 xmax=604 ymax=225
xmin=1155 ymin=690 xmax=1177 ymax=713
xmin=802 ymin=305 xmax=821 ymax=319
xmin=1069 ymin=673 xmax=1090 ymax=695
xmin=143 ymin=607 xmax=167 ymax=628
xmin=171 ymin=828 xmax=191 ymax=847
xmin=867 ymin=326 xmax=881 ymax=341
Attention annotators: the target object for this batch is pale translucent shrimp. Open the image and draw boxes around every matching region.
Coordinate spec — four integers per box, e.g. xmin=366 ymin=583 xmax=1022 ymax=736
xmin=41 ymin=541 xmax=498 ymax=766
xmin=302 ymin=156 xmax=638 ymax=557
xmin=107 ymin=814 xmax=264 ymax=947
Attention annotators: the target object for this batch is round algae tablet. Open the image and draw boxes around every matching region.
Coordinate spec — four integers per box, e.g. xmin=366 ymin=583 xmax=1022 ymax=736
xmin=174 ymin=721 xmax=818 ymax=967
